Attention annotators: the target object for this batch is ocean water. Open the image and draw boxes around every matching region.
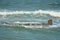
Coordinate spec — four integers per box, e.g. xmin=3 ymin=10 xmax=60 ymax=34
xmin=0 ymin=0 xmax=60 ymax=40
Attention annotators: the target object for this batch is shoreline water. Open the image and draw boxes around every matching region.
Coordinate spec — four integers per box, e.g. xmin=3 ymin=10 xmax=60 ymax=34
xmin=0 ymin=0 xmax=60 ymax=40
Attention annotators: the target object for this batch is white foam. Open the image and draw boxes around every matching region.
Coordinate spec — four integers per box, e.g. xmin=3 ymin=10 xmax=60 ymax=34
xmin=12 ymin=21 xmax=60 ymax=28
xmin=23 ymin=26 xmax=43 ymax=28
xmin=1 ymin=21 xmax=60 ymax=28
xmin=0 ymin=10 xmax=60 ymax=17
xmin=23 ymin=24 xmax=60 ymax=28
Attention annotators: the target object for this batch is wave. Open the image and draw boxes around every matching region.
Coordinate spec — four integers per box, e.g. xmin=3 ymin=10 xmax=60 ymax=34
xmin=22 ymin=24 xmax=60 ymax=28
xmin=2 ymin=23 xmax=60 ymax=28
xmin=1 ymin=21 xmax=60 ymax=28
xmin=0 ymin=10 xmax=60 ymax=17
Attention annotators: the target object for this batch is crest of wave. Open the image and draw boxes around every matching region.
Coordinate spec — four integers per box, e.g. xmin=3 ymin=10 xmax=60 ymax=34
xmin=0 ymin=10 xmax=60 ymax=17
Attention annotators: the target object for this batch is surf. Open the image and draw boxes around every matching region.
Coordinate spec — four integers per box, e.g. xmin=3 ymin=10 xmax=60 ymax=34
xmin=0 ymin=10 xmax=60 ymax=17
xmin=0 ymin=19 xmax=60 ymax=28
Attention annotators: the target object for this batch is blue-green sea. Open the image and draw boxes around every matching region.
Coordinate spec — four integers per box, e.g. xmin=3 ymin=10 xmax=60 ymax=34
xmin=0 ymin=26 xmax=60 ymax=40
xmin=0 ymin=0 xmax=60 ymax=40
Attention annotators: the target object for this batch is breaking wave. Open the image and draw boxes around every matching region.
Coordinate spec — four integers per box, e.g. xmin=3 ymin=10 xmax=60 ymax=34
xmin=0 ymin=10 xmax=60 ymax=17
xmin=20 ymin=24 xmax=60 ymax=28
xmin=1 ymin=21 xmax=60 ymax=28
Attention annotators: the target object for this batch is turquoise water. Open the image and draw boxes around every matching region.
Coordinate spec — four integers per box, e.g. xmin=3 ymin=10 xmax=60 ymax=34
xmin=0 ymin=0 xmax=60 ymax=40
xmin=0 ymin=0 xmax=60 ymax=10
xmin=0 ymin=26 xmax=60 ymax=40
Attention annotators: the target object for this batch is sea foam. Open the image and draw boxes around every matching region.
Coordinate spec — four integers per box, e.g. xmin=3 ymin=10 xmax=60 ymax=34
xmin=0 ymin=10 xmax=60 ymax=17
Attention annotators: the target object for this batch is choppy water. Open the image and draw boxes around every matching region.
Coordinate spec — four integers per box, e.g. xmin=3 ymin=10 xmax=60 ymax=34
xmin=0 ymin=0 xmax=60 ymax=40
